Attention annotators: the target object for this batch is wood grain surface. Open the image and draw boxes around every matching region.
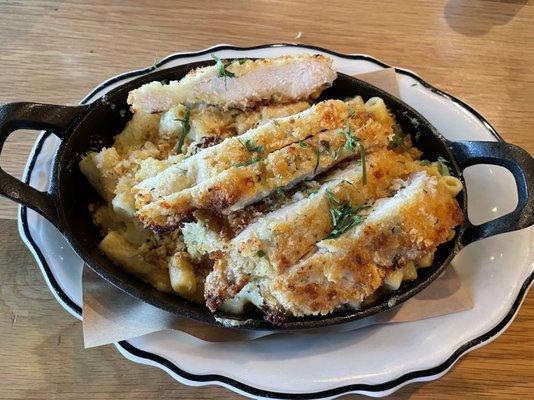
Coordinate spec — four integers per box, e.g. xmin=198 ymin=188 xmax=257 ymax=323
xmin=0 ymin=0 xmax=532 ymax=399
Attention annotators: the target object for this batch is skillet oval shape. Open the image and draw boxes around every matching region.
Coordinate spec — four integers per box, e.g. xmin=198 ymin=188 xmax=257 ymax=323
xmin=47 ymin=62 xmax=466 ymax=330
xmin=2 ymin=59 xmax=529 ymax=330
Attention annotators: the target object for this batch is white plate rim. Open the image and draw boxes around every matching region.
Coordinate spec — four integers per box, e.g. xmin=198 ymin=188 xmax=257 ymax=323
xmin=16 ymin=43 xmax=533 ymax=399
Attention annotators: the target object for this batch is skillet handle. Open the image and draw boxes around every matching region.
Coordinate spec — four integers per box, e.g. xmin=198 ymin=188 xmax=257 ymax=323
xmin=0 ymin=102 xmax=87 ymax=228
xmin=450 ymin=140 xmax=534 ymax=245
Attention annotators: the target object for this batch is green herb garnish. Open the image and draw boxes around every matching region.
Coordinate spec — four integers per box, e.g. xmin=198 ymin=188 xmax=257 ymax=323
xmin=325 ymin=190 xmax=369 ymax=239
xmin=437 ymin=157 xmax=451 ymax=176
xmin=233 ymin=157 xmax=261 ymax=168
xmin=298 ymin=141 xmax=308 ymax=148
xmin=342 ymin=125 xmax=358 ymax=152
xmin=304 ymin=188 xmax=319 ymax=196
xmin=359 ymin=143 xmax=367 ymax=185
xmin=390 ymin=122 xmax=404 ymax=148
xmin=341 ymin=125 xmax=367 ymax=185
xmin=174 ymin=109 xmax=191 ymax=154
xmin=341 ymin=179 xmax=356 ymax=190
xmin=348 ymin=104 xmax=356 ymax=118
xmin=420 ymin=159 xmax=431 ymax=166
xmin=257 ymin=249 xmax=266 ymax=257
xmin=275 ymin=188 xmax=286 ymax=201
xmin=212 ymin=54 xmax=235 ymax=78
xmin=238 ymin=138 xmax=264 ymax=153
xmin=325 ymin=189 xmax=340 ymax=205
xmin=333 ymin=148 xmax=340 ymax=160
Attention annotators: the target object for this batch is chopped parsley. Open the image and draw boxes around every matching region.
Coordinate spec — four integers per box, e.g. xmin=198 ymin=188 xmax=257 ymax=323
xmin=348 ymin=104 xmax=356 ymax=118
xmin=298 ymin=141 xmax=308 ymax=148
xmin=325 ymin=190 xmax=369 ymax=239
xmin=341 ymin=125 xmax=367 ymax=185
xmin=390 ymin=124 xmax=404 ymax=148
xmin=437 ymin=157 xmax=451 ymax=176
xmin=333 ymin=148 xmax=340 ymax=160
xmin=212 ymin=54 xmax=235 ymax=78
xmin=303 ymin=187 xmax=319 ymax=196
xmin=341 ymin=179 xmax=356 ymax=190
xmin=238 ymin=138 xmax=264 ymax=153
xmin=275 ymin=187 xmax=286 ymax=201
xmin=237 ymin=58 xmax=248 ymax=65
xmin=359 ymin=143 xmax=367 ymax=185
xmin=174 ymin=109 xmax=191 ymax=154
xmin=257 ymin=249 xmax=266 ymax=257
xmin=233 ymin=156 xmax=261 ymax=168
xmin=342 ymin=125 xmax=359 ymax=151
xmin=420 ymin=157 xmax=450 ymax=175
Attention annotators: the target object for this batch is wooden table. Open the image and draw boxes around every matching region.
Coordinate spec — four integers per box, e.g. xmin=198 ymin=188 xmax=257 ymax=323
xmin=0 ymin=1 xmax=532 ymax=398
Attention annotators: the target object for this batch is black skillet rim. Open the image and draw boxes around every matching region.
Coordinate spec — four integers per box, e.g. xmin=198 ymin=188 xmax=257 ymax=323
xmin=18 ymin=43 xmax=533 ymax=398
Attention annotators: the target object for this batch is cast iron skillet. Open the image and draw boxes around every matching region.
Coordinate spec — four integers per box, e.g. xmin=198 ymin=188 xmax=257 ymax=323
xmin=1 ymin=60 xmax=533 ymax=331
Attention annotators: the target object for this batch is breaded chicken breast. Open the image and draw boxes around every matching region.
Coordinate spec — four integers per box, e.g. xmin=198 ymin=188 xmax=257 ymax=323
xmin=127 ymin=54 xmax=337 ymax=112
xmin=81 ymin=50 xmax=464 ymax=322
xmin=205 ymin=171 xmax=463 ymax=320
xmin=202 ymin=150 xmax=422 ymax=310
xmin=136 ymin=112 xmax=392 ymax=231
xmin=133 ymin=100 xmax=351 ymax=208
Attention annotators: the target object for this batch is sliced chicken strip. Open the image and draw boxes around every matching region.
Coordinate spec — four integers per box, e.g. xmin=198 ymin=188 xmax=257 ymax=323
xmin=127 ymin=54 xmax=337 ymax=113
xmin=181 ymin=180 xmax=321 ymax=264
xmin=133 ymin=99 xmax=352 ymax=208
xmin=203 ymin=150 xmax=422 ymax=310
xmin=184 ymin=101 xmax=311 ymax=146
xmin=136 ymin=114 xmax=392 ymax=231
xmin=268 ymin=172 xmax=463 ymax=319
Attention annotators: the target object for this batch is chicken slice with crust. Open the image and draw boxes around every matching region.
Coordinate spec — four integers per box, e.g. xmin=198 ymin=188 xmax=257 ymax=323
xmin=206 ymin=171 xmax=463 ymax=321
xmin=133 ymin=99 xmax=351 ymax=209
xmin=127 ymin=54 xmax=337 ymax=113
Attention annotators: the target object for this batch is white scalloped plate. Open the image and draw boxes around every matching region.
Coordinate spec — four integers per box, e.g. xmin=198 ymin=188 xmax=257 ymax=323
xmin=18 ymin=44 xmax=533 ymax=399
